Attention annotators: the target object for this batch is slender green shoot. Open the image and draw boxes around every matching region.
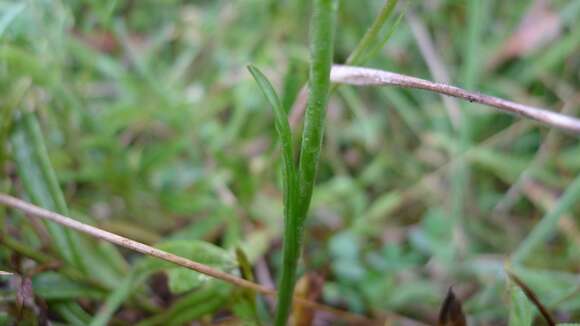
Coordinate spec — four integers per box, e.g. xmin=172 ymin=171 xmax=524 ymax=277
xmin=247 ymin=65 xmax=297 ymax=214
xmin=333 ymin=0 xmax=401 ymax=95
xmin=365 ymin=9 xmax=405 ymax=65
xmin=346 ymin=0 xmax=399 ymax=66
xmin=248 ymin=65 xmax=301 ymax=325
xmin=295 ymin=0 xmax=337 ymax=223
xmin=250 ymin=1 xmax=337 ymax=324
xmin=280 ymin=0 xmax=337 ymax=324
xmin=247 ymin=66 xmax=302 ymax=324
xmin=248 ymin=65 xmax=300 ymax=325
xmin=250 ymin=0 xmax=403 ymax=323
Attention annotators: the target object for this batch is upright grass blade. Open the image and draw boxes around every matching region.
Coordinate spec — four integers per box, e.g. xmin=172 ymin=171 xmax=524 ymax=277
xmin=331 ymin=0 xmax=402 ymax=95
xmin=365 ymin=10 xmax=405 ymax=64
xmin=511 ymin=174 xmax=580 ymax=263
xmin=247 ymin=65 xmax=297 ymax=213
xmin=247 ymin=65 xmax=300 ymax=325
xmin=346 ymin=0 xmax=399 ymax=66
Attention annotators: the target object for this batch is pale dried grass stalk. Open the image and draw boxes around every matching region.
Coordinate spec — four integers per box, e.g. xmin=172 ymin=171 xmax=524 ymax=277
xmin=331 ymin=65 xmax=580 ymax=134
xmin=0 ymin=193 xmax=373 ymax=324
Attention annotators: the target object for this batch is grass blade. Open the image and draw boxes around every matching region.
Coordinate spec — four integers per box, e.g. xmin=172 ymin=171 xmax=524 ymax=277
xmin=365 ymin=10 xmax=405 ymax=64
xmin=247 ymin=64 xmax=301 ymax=326
xmin=247 ymin=64 xmax=297 ymax=212
xmin=346 ymin=0 xmax=399 ymax=66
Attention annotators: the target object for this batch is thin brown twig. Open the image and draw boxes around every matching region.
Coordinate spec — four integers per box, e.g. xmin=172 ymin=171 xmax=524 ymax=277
xmin=331 ymin=65 xmax=580 ymax=134
xmin=1 ymin=195 xmax=267 ymax=293
xmin=507 ymin=271 xmax=556 ymax=326
xmin=0 ymin=193 xmax=375 ymax=324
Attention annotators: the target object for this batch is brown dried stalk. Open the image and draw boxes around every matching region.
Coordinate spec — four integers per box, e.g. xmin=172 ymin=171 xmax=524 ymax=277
xmin=0 ymin=193 xmax=373 ymax=324
xmin=331 ymin=65 xmax=580 ymax=134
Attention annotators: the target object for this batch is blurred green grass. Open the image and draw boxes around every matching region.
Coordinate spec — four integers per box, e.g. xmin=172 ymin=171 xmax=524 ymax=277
xmin=1 ymin=0 xmax=580 ymax=324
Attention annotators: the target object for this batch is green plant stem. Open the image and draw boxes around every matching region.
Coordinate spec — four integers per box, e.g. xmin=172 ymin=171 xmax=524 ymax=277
xmin=253 ymin=1 xmax=396 ymax=323
xmin=295 ymin=0 xmax=337 ymax=223
xmin=275 ymin=206 xmax=302 ymax=326
xmin=275 ymin=1 xmax=337 ymax=325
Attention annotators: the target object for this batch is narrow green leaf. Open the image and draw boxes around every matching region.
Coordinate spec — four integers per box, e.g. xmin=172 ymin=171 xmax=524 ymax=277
xmin=247 ymin=65 xmax=297 ymax=211
xmin=365 ymin=10 xmax=405 ymax=65
xmin=346 ymin=0 xmax=399 ymax=66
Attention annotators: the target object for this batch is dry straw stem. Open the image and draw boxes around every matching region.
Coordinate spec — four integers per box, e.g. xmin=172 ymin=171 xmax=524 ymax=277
xmin=0 ymin=193 xmax=373 ymax=324
xmin=331 ymin=65 xmax=580 ymax=134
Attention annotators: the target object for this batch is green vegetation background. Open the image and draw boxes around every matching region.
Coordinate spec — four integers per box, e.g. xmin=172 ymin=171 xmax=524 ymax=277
xmin=1 ymin=0 xmax=580 ymax=325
